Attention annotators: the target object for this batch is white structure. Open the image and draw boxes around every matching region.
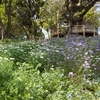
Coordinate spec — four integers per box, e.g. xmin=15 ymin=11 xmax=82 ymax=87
xmin=42 ymin=28 xmax=51 ymax=39
xmin=98 ymin=27 xmax=100 ymax=34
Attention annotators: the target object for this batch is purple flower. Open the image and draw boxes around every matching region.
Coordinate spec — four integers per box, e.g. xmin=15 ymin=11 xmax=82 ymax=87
xmin=84 ymin=61 xmax=89 ymax=65
xmin=85 ymin=57 xmax=90 ymax=61
xmin=67 ymin=57 xmax=70 ymax=59
xmin=82 ymin=61 xmax=90 ymax=68
xmin=88 ymin=50 xmax=94 ymax=54
xmin=36 ymin=53 xmax=38 ymax=56
xmin=76 ymin=43 xmax=83 ymax=46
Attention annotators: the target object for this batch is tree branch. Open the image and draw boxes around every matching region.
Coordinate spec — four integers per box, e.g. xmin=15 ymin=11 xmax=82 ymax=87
xmin=81 ymin=0 xmax=99 ymax=17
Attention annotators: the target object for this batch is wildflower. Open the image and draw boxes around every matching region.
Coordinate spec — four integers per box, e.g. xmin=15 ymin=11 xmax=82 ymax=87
xmin=4 ymin=58 xmax=9 ymax=60
xmin=85 ymin=65 xmax=90 ymax=68
xmin=0 ymin=57 xmax=2 ymax=59
xmin=84 ymin=61 xmax=89 ymax=65
xmin=57 ymin=66 xmax=61 ymax=69
xmin=85 ymin=52 xmax=88 ymax=56
xmin=60 ymin=47 xmax=64 ymax=50
xmin=10 ymin=58 xmax=15 ymax=60
xmin=81 ymin=89 xmax=85 ymax=93
xmin=88 ymin=50 xmax=94 ymax=54
xmin=77 ymin=43 xmax=83 ymax=46
xmin=68 ymin=72 xmax=74 ymax=77
xmin=84 ymin=44 xmax=88 ymax=48
xmin=40 ymin=55 xmax=44 ymax=59
xmin=76 ymin=48 xmax=79 ymax=51
xmin=55 ymin=50 xmax=59 ymax=52
xmin=94 ymin=67 xmax=97 ymax=70
xmin=85 ymin=57 xmax=90 ymax=61
xmin=96 ymin=48 xmax=99 ymax=51
xmin=88 ymin=74 xmax=91 ymax=76
xmin=36 ymin=54 xmax=38 ymax=57
xmin=67 ymin=57 xmax=70 ymax=59
xmin=82 ymin=61 xmax=90 ymax=68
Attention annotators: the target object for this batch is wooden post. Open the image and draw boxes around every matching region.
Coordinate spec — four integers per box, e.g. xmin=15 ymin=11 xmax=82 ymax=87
xmin=93 ymin=27 xmax=96 ymax=37
xmin=83 ymin=25 xmax=85 ymax=36
xmin=0 ymin=20 xmax=4 ymax=40
xmin=56 ymin=11 xmax=59 ymax=38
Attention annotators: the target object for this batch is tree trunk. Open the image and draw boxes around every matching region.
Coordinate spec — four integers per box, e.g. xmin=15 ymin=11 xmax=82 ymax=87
xmin=0 ymin=20 xmax=4 ymax=40
xmin=67 ymin=21 xmax=72 ymax=37
xmin=5 ymin=0 xmax=12 ymax=38
xmin=0 ymin=0 xmax=2 ymax=4
xmin=27 ymin=0 xmax=36 ymax=41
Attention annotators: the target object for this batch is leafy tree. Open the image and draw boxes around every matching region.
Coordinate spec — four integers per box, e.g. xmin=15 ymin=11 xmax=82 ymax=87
xmin=0 ymin=0 xmax=100 ymax=39
xmin=0 ymin=0 xmax=13 ymax=38
xmin=13 ymin=0 xmax=45 ymax=40
xmin=40 ymin=0 xmax=65 ymax=36
xmin=0 ymin=0 xmax=45 ymax=40
xmin=84 ymin=6 xmax=100 ymax=27
xmin=63 ymin=0 xmax=100 ymax=36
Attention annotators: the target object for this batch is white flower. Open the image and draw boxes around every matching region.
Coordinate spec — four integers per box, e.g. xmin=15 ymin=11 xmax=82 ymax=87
xmin=10 ymin=58 xmax=15 ymax=60
xmin=68 ymin=72 xmax=74 ymax=77
xmin=0 ymin=57 xmax=2 ymax=59
xmin=4 ymin=58 xmax=9 ymax=60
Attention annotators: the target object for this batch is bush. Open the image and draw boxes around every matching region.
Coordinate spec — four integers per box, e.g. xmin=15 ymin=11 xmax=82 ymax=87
xmin=0 ymin=60 xmax=100 ymax=100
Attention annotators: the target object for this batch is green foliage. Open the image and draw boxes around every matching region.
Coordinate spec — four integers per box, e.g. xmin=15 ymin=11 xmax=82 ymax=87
xmin=13 ymin=0 xmax=45 ymax=40
xmin=7 ymin=42 xmax=36 ymax=64
xmin=84 ymin=7 xmax=100 ymax=27
xmin=63 ymin=0 xmax=99 ymax=27
xmin=0 ymin=37 xmax=100 ymax=99
xmin=0 ymin=59 xmax=100 ymax=100
xmin=0 ymin=0 xmax=45 ymax=40
xmin=0 ymin=57 xmax=14 ymax=99
xmin=40 ymin=0 xmax=65 ymax=29
xmin=0 ymin=0 xmax=100 ymax=40
xmin=0 ymin=4 xmax=7 ymax=25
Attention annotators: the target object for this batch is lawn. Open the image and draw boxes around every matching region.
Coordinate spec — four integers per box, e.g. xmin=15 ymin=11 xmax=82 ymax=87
xmin=0 ymin=36 xmax=100 ymax=100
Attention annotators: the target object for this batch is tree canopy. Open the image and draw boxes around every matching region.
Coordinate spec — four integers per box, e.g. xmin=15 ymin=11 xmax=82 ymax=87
xmin=0 ymin=0 xmax=100 ymax=40
xmin=84 ymin=6 xmax=100 ymax=27
xmin=64 ymin=0 xmax=99 ymax=24
xmin=61 ymin=0 xmax=100 ymax=36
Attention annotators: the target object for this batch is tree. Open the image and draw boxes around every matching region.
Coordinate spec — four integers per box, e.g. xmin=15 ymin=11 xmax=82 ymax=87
xmin=83 ymin=6 xmax=100 ymax=27
xmin=63 ymin=0 xmax=100 ymax=36
xmin=14 ymin=0 xmax=45 ymax=40
xmin=0 ymin=20 xmax=4 ymax=40
xmin=0 ymin=3 xmax=6 ymax=39
xmin=40 ymin=0 xmax=65 ymax=37
xmin=0 ymin=0 xmax=14 ymax=38
xmin=5 ymin=0 xmax=12 ymax=38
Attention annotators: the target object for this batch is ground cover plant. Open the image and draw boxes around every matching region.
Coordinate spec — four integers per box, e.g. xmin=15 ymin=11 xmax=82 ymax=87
xmin=0 ymin=36 xmax=100 ymax=100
